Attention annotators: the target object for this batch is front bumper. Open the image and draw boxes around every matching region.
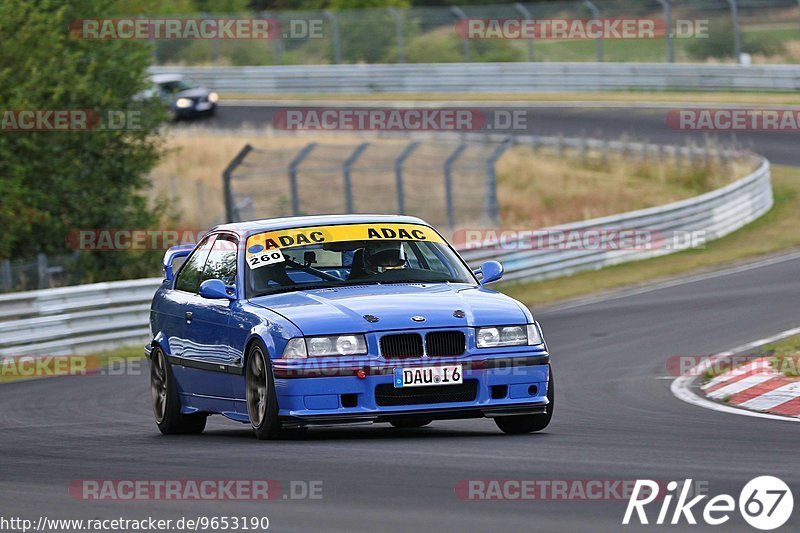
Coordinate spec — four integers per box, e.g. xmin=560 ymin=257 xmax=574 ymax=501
xmin=272 ymin=353 xmax=550 ymax=426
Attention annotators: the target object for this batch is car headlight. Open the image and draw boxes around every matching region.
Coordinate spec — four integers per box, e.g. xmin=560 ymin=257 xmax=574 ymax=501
xmin=282 ymin=335 xmax=368 ymax=358
xmin=208 ymin=92 xmax=219 ymax=103
xmin=476 ymin=324 xmax=543 ymax=348
xmin=175 ymin=97 xmax=193 ymax=108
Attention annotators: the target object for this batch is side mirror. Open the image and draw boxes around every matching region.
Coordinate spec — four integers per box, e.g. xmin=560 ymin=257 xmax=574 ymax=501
xmin=163 ymin=244 xmax=195 ymax=283
xmin=199 ymin=279 xmax=237 ymax=300
xmin=475 ymin=260 xmax=504 ymax=285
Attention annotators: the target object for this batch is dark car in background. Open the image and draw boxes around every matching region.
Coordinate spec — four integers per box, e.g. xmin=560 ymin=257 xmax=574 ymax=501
xmin=149 ymin=74 xmax=218 ymax=120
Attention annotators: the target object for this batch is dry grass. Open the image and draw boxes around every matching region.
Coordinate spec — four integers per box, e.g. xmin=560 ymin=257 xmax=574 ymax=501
xmin=495 ymin=144 xmax=748 ymax=228
xmin=149 ymin=128 xmax=374 ymax=228
xmin=150 ymin=129 xmax=750 ymax=231
xmin=501 ymin=165 xmax=800 ymax=308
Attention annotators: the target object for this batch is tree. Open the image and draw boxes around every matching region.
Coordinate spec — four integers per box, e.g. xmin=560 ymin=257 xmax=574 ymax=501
xmin=0 ymin=0 xmax=167 ymax=281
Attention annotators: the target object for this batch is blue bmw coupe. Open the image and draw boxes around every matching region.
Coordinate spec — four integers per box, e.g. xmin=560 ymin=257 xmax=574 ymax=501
xmin=147 ymin=215 xmax=553 ymax=439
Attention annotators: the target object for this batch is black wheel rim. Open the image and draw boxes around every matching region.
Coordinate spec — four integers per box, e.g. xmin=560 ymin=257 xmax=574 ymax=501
xmin=150 ymin=349 xmax=168 ymax=423
xmin=246 ymin=347 xmax=268 ymax=427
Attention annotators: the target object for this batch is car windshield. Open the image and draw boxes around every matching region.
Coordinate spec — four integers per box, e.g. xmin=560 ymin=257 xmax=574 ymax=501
xmin=245 ymin=223 xmax=475 ymax=297
xmin=158 ymin=79 xmax=197 ymax=94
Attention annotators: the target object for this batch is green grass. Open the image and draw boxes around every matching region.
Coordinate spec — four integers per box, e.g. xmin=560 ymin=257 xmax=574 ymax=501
xmin=763 ymin=335 xmax=800 ymax=378
xmin=0 ymin=346 xmax=145 ymax=384
xmin=500 ymin=165 xmax=800 ymax=308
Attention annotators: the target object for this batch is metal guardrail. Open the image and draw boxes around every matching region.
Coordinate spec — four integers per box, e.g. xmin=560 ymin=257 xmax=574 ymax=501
xmin=0 ymin=138 xmax=772 ymax=357
xmin=150 ymin=63 xmax=800 ymax=94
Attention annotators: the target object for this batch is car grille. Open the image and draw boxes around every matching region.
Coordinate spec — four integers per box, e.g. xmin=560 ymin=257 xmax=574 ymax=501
xmin=380 ymin=333 xmax=424 ymax=359
xmin=425 ymin=331 xmax=466 ymax=357
xmin=375 ymin=380 xmax=478 ymax=406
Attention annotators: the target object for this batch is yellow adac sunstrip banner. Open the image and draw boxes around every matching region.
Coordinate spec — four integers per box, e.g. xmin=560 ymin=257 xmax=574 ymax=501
xmin=245 ymin=223 xmax=444 ymax=269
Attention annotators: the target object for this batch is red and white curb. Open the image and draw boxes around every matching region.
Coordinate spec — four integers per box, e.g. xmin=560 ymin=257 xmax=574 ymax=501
xmin=701 ymin=358 xmax=800 ymax=417
xmin=671 ymin=326 xmax=800 ymax=422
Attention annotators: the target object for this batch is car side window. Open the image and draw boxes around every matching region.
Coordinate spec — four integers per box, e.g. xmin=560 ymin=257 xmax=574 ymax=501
xmin=174 ymin=235 xmax=216 ymax=293
xmin=202 ymin=234 xmax=237 ymax=286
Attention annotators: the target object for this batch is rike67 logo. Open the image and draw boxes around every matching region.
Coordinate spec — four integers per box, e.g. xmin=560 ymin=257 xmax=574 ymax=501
xmin=623 ymin=477 xmax=793 ymax=530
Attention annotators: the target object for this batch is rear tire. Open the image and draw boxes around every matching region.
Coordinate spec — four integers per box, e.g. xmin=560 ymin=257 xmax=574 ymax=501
xmin=390 ymin=419 xmax=433 ymax=429
xmin=150 ymin=346 xmax=207 ymax=435
xmin=246 ymin=341 xmax=283 ymax=440
xmin=495 ymin=365 xmax=554 ymax=435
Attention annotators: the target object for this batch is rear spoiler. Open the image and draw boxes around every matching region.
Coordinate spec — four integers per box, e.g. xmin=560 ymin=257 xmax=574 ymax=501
xmin=162 ymin=243 xmax=195 ymax=282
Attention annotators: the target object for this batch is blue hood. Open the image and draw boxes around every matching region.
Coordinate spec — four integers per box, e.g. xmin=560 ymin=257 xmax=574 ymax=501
xmin=248 ymin=283 xmax=530 ymax=335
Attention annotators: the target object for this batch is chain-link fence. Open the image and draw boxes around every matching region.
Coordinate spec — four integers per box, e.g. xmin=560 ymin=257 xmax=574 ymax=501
xmin=152 ymin=0 xmax=800 ymax=67
xmin=223 ymin=138 xmax=512 ymax=229
xmin=0 ymin=254 xmax=86 ymax=294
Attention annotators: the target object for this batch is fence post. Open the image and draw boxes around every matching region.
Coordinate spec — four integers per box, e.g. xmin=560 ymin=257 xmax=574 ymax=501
xmin=0 ymin=260 xmax=11 ymax=292
xmin=444 ymin=144 xmax=467 ymax=228
xmin=583 ymin=1 xmax=604 ymax=62
xmin=203 ymin=12 xmax=220 ymax=64
xmin=727 ymin=0 xmax=742 ymax=63
xmin=514 ymin=2 xmax=534 ymax=61
xmin=288 ymin=143 xmax=317 ymax=216
xmin=394 ymin=141 xmax=419 ymax=214
xmin=388 ymin=7 xmax=405 ymax=63
xmin=324 ymin=10 xmax=342 ymax=64
xmin=343 ymin=143 xmax=369 ymax=213
xmin=37 ymin=253 xmax=49 ymax=289
xmin=486 ymin=139 xmax=513 ymax=226
xmin=222 ymin=144 xmax=254 ymax=223
xmin=450 ymin=6 xmax=471 ymax=62
xmin=656 ymin=0 xmax=674 ymax=63
xmin=266 ymin=12 xmax=283 ymax=65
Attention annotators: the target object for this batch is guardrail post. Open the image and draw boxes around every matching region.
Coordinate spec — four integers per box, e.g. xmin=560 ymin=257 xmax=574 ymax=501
xmin=324 ymin=11 xmax=342 ymax=64
xmin=583 ymin=1 xmax=604 ymax=62
xmin=656 ymin=0 xmax=674 ymax=63
xmin=222 ymin=144 xmax=254 ymax=223
xmin=1 ymin=260 xmax=11 ymax=292
xmin=388 ymin=8 xmax=406 ymax=63
xmin=514 ymin=2 xmax=534 ymax=62
xmin=343 ymin=143 xmax=369 ymax=213
xmin=288 ymin=142 xmax=317 ymax=216
xmin=394 ymin=141 xmax=419 ymax=214
xmin=444 ymin=144 xmax=467 ymax=228
xmin=451 ymin=6 xmax=472 ymax=62
xmin=486 ymin=139 xmax=513 ymax=226
xmin=37 ymin=254 xmax=49 ymax=289
xmin=727 ymin=0 xmax=743 ymax=63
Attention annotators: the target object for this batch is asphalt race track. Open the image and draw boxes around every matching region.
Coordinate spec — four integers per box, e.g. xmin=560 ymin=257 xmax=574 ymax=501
xmin=2 ymin=251 xmax=799 ymax=532
xmin=188 ymin=103 xmax=800 ymax=167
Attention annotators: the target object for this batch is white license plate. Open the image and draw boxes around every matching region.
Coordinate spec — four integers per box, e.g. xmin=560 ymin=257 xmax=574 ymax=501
xmin=393 ymin=365 xmax=462 ymax=388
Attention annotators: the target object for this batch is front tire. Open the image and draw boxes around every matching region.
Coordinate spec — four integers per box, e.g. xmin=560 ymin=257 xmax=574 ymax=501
xmin=150 ymin=346 xmax=207 ymax=435
xmin=495 ymin=366 xmax=554 ymax=435
xmin=246 ymin=342 xmax=282 ymax=440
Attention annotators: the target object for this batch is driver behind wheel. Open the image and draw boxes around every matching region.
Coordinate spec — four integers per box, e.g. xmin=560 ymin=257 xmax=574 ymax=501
xmin=363 ymin=242 xmax=407 ymax=275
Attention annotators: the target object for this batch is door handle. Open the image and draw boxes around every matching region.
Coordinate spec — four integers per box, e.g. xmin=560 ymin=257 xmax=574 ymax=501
xmin=185 ymin=311 xmax=193 ymax=323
